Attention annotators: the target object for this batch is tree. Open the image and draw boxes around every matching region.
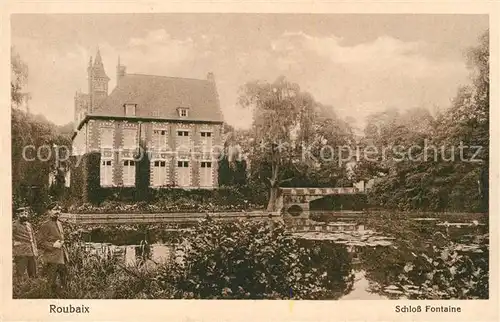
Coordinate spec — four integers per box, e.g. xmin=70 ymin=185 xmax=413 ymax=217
xmin=238 ymin=77 xmax=318 ymax=211
xmin=357 ymin=29 xmax=489 ymax=212
xmin=135 ymin=124 xmax=151 ymax=201
xmin=11 ymin=47 xmax=30 ymax=110
xmin=11 ymin=50 xmax=73 ymax=213
xmin=218 ymin=124 xmax=250 ymax=186
xmin=277 ymin=103 xmax=355 ymax=188
xmin=237 ymin=77 xmax=356 ymax=210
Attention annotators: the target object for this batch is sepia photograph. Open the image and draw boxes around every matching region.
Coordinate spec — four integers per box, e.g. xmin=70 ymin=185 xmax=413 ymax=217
xmin=7 ymin=11 xmax=493 ymax=308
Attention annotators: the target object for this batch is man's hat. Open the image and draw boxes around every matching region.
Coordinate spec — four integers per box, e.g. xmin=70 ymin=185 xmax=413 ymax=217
xmin=47 ymin=203 xmax=62 ymax=216
xmin=16 ymin=207 xmax=29 ymax=217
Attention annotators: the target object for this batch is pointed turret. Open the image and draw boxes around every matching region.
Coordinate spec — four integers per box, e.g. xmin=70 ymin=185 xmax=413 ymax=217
xmin=87 ymin=48 xmax=110 ymax=113
xmin=94 ymin=47 xmax=103 ymax=66
xmin=87 ymin=55 xmax=93 ymax=97
xmin=92 ymin=47 xmax=110 ymax=80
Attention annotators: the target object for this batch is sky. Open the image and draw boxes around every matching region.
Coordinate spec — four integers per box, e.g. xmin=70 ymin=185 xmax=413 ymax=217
xmin=11 ymin=14 xmax=488 ymax=131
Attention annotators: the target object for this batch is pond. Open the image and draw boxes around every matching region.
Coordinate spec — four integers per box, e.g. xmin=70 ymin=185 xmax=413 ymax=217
xmin=74 ymin=212 xmax=489 ymax=300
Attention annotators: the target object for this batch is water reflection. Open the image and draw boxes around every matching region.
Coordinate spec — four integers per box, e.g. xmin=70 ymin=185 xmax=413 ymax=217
xmin=284 ymin=213 xmax=488 ymax=299
xmin=350 ymin=213 xmax=488 ymax=299
xmin=78 ymin=213 xmax=488 ymax=300
xmin=82 ymin=242 xmax=171 ymax=266
xmin=340 ymin=271 xmax=388 ymax=300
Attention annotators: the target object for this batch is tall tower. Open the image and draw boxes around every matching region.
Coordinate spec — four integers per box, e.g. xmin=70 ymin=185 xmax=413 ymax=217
xmin=88 ymin=48 xmax=110 ymax=113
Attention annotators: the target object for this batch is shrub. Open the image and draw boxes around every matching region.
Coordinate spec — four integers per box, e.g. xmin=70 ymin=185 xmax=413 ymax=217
xmin=157 ymin=218 xmax=354 ymax=299
xmin=14 ymin=220 xmax=356 ymax=300
xmin=12 ymin=274 xmax=53 ymax=299
xmin=309 ymin=194 xmax=368 ymax=213
xmin=13 ymin=238 xmax=173 ymax=299
xmin=68 ymin=186 xmax=266 ymax=214
xmin=86 ymin=152 xmax=102 ymax=204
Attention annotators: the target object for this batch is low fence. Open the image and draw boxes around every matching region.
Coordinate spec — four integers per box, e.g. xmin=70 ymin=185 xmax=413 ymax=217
xmin=59 ymin=210 xmax=371 ymax=225
xmin=59 ymin=211 xmax=277 ymax=225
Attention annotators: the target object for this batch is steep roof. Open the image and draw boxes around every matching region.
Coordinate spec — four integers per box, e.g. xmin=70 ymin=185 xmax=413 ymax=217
xmin=91 ymin=74 xmax=223 ymax=123
xmin=92 ymin=49 xmax=109 ymax=80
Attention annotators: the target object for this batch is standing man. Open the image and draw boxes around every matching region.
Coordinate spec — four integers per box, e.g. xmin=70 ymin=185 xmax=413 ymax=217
xmin=12 ymin=207 xmax=38 ymax=279
xmin=37 ymin=204 xmax=69 ymax=295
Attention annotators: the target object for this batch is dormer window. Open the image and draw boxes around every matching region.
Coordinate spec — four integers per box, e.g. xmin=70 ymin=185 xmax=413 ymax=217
xmin=124 ymin=104 xmax=137 ymax=116
xmin=177 ymin=107 xmax=189 ymax=118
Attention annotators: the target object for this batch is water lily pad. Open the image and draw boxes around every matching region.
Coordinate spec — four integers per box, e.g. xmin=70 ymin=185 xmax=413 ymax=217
xmin=403 ymin=285 xmax=420 ymax=289
xmin=385 ymin=285 xmax=402 ymax=293
xmin=374 ymin=240 xmax=393 ymax=246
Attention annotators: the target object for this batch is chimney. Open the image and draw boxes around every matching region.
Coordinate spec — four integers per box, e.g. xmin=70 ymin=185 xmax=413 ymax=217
xmin=207 ymin=72 xmax=215 ymax=83
xmin=116 ymin=56 xmax=126 ymax=86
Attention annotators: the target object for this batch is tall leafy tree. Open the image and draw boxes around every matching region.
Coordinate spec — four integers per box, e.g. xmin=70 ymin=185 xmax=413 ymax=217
xmin=238 ymin=77 xmax=355 ymax=210
xmin=358 ymin=29 xmax=489 ymax=212
xmin=11 ymin=47 xmax=30 ymax=110
xmin=219 ymin=124 xmax=251 ymax=186
xmin=11 ymin=50 xmax=73 ymax=212
xmin=238 ymin=77 xmax=318 ymax=210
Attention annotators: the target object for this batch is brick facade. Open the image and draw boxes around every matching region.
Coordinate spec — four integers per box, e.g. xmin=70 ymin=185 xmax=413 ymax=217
xmin=71 ymin=51 xmax=224 ymax=191
xmin=79 ymin=119 xmax=222 ymax=189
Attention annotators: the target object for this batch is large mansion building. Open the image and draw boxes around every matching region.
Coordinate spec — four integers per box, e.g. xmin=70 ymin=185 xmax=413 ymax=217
xmin=71 ymin=49 xmax=224 ymax=189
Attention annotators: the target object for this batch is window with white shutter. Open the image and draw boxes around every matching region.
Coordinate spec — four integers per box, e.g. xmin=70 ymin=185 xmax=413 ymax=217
xmin=100 ymin=127 xmax=114 ymax=148
xmin=176 ymin=160 xmax=190 ymax=187
xmin=123 ymin=129 xmax=137 ymax=149
xmin=200 ymin=161 xmax=213 ymax=187
xmin=200 ymin=131 xmax=213 ymax=152
xmin=122 ymin=160 xmax=136 ymax=186
xmin=153 ymin=129 xmax=168 ymax=150
xmin=176 ymin=130 xmax=190 ymax=150
xmin=100 ymin=159 xmax=113 ymax=186
xmin=152 ymin=160 xmax=168 ymax=187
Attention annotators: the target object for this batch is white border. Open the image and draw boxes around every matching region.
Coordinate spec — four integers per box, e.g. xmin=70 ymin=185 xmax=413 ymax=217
xmin=1 ymin=2 xmax=498 ymax=322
